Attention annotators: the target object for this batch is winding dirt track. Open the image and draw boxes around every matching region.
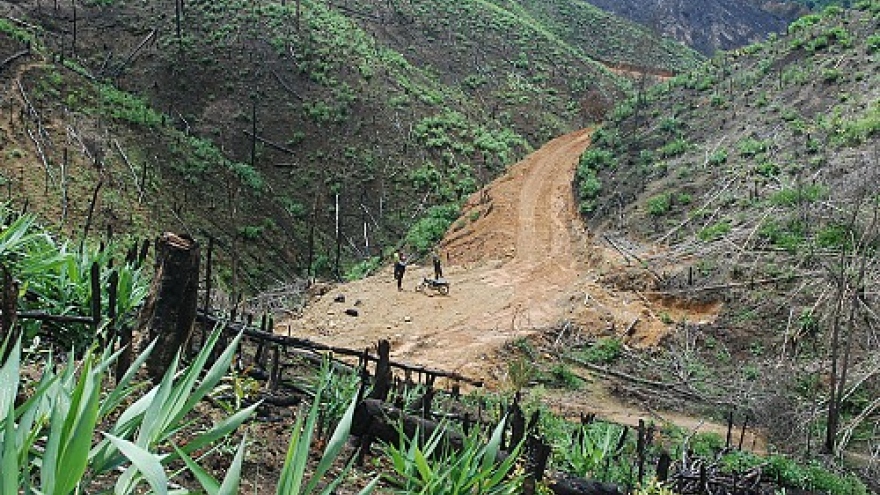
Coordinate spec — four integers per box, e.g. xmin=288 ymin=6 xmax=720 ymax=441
xmin=279 ymin=128 xmax=761 ymax=446
xmin=280 ymin=128 xmax=667 ymax=380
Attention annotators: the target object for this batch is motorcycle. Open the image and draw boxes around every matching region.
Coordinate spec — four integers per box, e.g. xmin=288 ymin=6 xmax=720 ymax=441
xmin=415 ymin=277 xmax=450 ymax=295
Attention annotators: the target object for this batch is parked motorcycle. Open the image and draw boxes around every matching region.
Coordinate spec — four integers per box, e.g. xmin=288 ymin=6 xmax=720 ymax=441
xmin=415 ymin=277 xmax=450 ymax=295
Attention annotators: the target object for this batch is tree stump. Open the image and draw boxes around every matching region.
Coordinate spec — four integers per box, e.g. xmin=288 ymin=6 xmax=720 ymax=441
xmin=137 ymin=232 xmax=200 ymax=381
xmin=1 ymin=263 xmax=19 ymax=362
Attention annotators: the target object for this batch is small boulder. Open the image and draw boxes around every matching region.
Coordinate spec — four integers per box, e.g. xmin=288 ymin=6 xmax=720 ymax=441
xmin=334 ymin=294 xmax=346 ymax=303
xmin=345 ymin=308 xmax=359 ymax=317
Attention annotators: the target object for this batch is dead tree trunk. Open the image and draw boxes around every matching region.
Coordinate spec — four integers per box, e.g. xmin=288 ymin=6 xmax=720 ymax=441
xmin=1 ymin=263 xmax=19 ymax=361
xmin=137 ymin=232 xmax=200 ymax=380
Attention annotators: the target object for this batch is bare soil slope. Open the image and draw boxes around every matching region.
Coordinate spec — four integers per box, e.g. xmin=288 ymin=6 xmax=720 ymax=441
xmin=280 ymin=129 xmax=720 ymax=384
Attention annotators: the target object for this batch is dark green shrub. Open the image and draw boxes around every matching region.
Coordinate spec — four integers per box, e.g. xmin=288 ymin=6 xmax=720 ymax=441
xmin=580 ymin=337 xmax=623 ymax=365
xmin=405 ymin=204 xmax=460 ymax=254
xmin=646 ymin=193 xmax=672 ymax=216
xmin=698 ymin=221 xmax=731 ymax=241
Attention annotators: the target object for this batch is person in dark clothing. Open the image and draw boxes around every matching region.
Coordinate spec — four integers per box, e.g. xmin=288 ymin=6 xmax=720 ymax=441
xmin=393 ymin=251 xmax=407 ymax=291
xmin=432 ymin=250 xmax=443 ymax=280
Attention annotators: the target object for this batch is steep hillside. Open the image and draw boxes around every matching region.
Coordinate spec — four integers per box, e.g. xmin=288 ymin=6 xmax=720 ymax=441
xmin=0 ymin=0 xmax=701 ymax=292
xmin=585 ymin=0 xmax=806 ymax=55
xmin=575 ymin=1 xmax=879 ymax=460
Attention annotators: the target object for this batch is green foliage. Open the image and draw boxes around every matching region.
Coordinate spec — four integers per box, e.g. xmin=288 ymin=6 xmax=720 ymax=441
xmin=760 ymin=219 xmax=806 ymax=251
xmin=561 ymin=421 xmax=633 ymax=485
xmin=756 ymin=161 xmax=780 ymax=177
xmin=385 ymin=417 xmax=523 ymax=494
xmin=0 ymin=210 xmax=148 ymax=347
xmin=646 ymin=193 xmax=672 ymax=216
xmin=272 ymin=365 xmax=377 ymax=495
xmin=0 ymin=326 xmax=256 ymax=493
xmin=657 ymin=138 xmax=689 ymax=158
xmin=769 ymin=184 xmax=828 ymax=206
xmin=707 ymin=149 xmax=728 ymax=166
xmin=579 ymin=148 xmax=617 ymax=170
xmin=737 ymin=138 xmax=770 ymax=158
xmin=821 ymin=68 xmax=843 ymax=82
xmin=698 ymin=220 xmax=732 ymax=241
xmin=816 ymin=224 xmax=852 ymax=248
xmin=0 ymin=18 xmax=38 ymax=45
xmin=720 ymin=451 xmax=867 ymax=495
xmin=579 ymin=338 xmax=623 ymax=365
xmin=788 ymin=14 xmax=823 ymax=34
xmin=576 ymin=148 xmax=616 ymax=213
xmin=548 ymin=363 xmax=584 ymax=390
xmin=867 ymin=34 xmax=880 ymax=52
xmin=345 ymin=256 xmax=381 ymax=281
xmin=405 ymin=204 xmax=461 ymax=255
xmin=831 ymin=101 xmax=880 ymax=145
xmin=174 ymin=134 xmax=265 ymax=190
xmin=577 ymin=169 xmax=602 ymax=213
xmin=99 ymin=84 xmax=163 ymax=127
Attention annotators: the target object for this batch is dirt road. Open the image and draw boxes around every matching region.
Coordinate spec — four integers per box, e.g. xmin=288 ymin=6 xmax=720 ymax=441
xmin=278 ymin=128 xmax=748 ymax=443
xmin=281 ymin=129 xmax=708 ymax=377
xmin=282 ymin=129 xmax=600 ymax=379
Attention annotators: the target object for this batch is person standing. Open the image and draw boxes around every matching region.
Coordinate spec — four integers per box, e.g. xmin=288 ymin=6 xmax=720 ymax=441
xmin=393 ymin=250 xmax=407 ymax=291
xmin=432 ymin=250 xmax=443 ymax=280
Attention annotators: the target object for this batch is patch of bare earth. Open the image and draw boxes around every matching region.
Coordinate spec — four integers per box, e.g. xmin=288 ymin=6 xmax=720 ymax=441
xmin=278 ymin=128 xmax=741 ymax=442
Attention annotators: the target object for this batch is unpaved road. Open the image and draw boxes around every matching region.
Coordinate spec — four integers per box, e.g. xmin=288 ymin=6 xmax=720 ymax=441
xmin=278 ymin=128 xmax=750 ymax=444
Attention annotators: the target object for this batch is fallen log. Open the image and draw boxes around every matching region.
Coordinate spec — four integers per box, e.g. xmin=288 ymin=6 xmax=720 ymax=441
xmin=548 ymin=474 xmax=622 ymax=495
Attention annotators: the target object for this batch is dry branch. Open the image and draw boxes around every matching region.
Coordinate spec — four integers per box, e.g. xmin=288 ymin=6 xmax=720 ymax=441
xmin=113 ymin=139 xmax=143 ymax=196
xmin=27 ymin=128 xmax=56 ymax=187
xmin=242 ymin=129 xmax=297 ymax=155
xmin=0 ymin=49 xmax=30 ymax=71
xmin=272 ymin=70 xmax=304 ymax=100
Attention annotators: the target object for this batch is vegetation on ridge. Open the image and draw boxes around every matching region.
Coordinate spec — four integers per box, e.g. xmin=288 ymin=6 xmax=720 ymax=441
xmin=576 ymin=0 xmax=880 ymax=480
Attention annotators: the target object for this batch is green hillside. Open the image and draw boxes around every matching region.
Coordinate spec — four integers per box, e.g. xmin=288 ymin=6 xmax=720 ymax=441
xmin=0 ymin=0 xmax=701 ymax=292
xmin=576 ymin=0 xmax=879 ymax=458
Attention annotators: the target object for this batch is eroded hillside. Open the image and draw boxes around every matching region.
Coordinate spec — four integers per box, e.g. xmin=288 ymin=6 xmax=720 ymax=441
xmin=0 ymin=0 xmax=701 ymax=292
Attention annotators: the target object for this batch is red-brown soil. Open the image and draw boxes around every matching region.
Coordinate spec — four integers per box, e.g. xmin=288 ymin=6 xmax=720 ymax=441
xmin=276 ymin=129 xmax=752 ymax=444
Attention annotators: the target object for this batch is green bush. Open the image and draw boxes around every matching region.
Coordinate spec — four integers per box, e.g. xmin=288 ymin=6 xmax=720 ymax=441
xmin=657 ymin=139 xmax=689 ymax=158
xmin=579 ymin=148 xmax=617 ymax=170
xmin=344 ymin=256 xmax=381 ymax=281
xmin=385 ymin=416 xmax=523 ymax=494
xmin=867 ymin=34 xmax=880 ymax=52
xmin=737 ymin=138 xmax=770 ymax=157
xmin=0 ymin=211 xmax=148 ymax=348
xmin=580 ymin=337 xmax=623 ymax=365
xmin=759 ymin=219 xmax=806 ymax=251
xmin=0 ymin=327 xmax=256 ymax=493
xmin=405 ymin=204 xmax=460 ymax=254
xmin=698 ymin=220 xmax=731 ymax=241
xmin=99 ymin=84 xmax=163 ymax=127
xmin=707 ymin=149 xmax=728 ymax=166
xmin=769 ymin=184 xmax=828 ymax=206
xmin=646 ymin=193 xmax=672 ymax=216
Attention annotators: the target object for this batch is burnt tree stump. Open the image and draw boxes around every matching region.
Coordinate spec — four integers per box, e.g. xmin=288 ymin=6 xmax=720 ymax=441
xmin=137 ymin=233 xmax=200 ymax=381
xmin=1 ymin=263 xmax=19 ymax=361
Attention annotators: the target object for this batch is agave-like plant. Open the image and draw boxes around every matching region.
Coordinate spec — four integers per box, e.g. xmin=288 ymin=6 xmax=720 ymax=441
xmin=177 ymin=358 xmax=380 ymax=495
xmin=562 ymin=421 xmax=633 ymax=485
xmin=0 ymin=325 xmax=255 ymax=494
xmin=0 ymin=209 xmax=149 ymax=347
xmin=385 ymin=416 xmax=524 ymax=495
